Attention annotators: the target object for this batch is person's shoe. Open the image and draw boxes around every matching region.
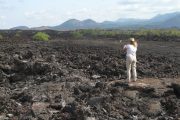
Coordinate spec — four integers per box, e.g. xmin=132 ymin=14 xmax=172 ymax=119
xmin=133 ymin=78 xmax=137 ymax=82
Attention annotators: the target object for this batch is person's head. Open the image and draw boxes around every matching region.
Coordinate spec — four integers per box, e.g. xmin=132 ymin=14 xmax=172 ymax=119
xmin=129 ymin=38 xmax=137 ymax=47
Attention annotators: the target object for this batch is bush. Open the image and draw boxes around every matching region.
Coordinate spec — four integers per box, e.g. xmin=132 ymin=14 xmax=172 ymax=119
xmin=14 ymin=31 xmax=22 ymax=38
xmin=134 ymin=29 xmax=180 ymax=37
xmin=71 ymin=31 xmax=83 ymax=39
xmin=80 ymin=29 xmax=98 ymax=37
xmin=33 ymin=32 xmax=50 ymax=41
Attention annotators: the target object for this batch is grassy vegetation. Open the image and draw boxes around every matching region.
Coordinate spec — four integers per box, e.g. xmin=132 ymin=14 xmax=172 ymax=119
xmin=69 ymin=29 xmax=180 ymax=39
xmin=33 ymin=32 xmax=50 ymax=41
xmin=135 ymin=29 xmax=180 ymax=37
xmin=14 ymin=31 xmax=22 ymax=38
xmin=0 ymin=29 xmax=179 ymax=41
xmin=73 ymin=29 xmax=120 ymax=38
xmin=70 ymin=31 xmax=83 ymax=39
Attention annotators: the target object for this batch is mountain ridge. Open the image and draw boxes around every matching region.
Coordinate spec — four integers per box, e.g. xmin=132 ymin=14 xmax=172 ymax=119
xmin=10 ymin=12 xmax=180 ymax=30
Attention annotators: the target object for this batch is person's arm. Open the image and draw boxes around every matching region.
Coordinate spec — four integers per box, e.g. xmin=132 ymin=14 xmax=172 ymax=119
xmin=123 ymin=45 xmax=127 ymax=52
xmin=122 ymin=45 xmax=127 ymax=58
xmin=135 ymin=41 xmax=138 ymax=48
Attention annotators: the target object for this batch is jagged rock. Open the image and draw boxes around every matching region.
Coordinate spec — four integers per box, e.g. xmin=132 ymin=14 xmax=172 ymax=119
xmin=0 ymin=64 xmax=12 ymax=75
xmin=91 ymin=75 xmax=101 ymax=79
xmin=7 ymin=114 xmax=13 ymax=118
xmin=9 ymin=73 xmax=26 ymax=83
xmin=79 ymin=84 xmax=94 ymax=92
xmin=22 ymin=51 xmax=33 ymax=59
xmin=13 ymin=91 xmax=32 ymax=103
xmin=161 ymin=98 xmax=178 ymax=114
xmin=46 ymin=55 xmax=56 ymax=62
xmin=0 ymin=115 xmax=8 ymax=120
xmin=171 ymin=83 xmax=180 ymax=97
xmin=0 ymin=69 xmax=8 ymax=83
xmin=65 ymin=82 xmax=76 ymax=89
xmin=74 ymin=87 xmax=82 ymax=95
xmin=32 ymin=94 xmax=49 ymax=102
xmin=128 ymin=83 xmax=155 ymax=93
xmin=87 ymin=96 xmax=107 ymax=108
xmin=33 ymin=62 xmax=52 ymax=75
xmin=32 ymin=102 xmax=50 ymax=119
xmin=95 ymin=81 xmax=105 ymax=89
xmin=124 ymin=90 xmax=139 ymax=99
xmin=85 ymin=117 xmax=96 ymax=120
xmin=13 ymin=57 xmax=33 ymax=74
xmin=139 ymin=100 xmax=162 ymax=116
xmin=62 ymin=103 xmax=76 ymax=114
xmin=147 ymin=101 xmax=162 ymax=116
xmin=49 ymin=103 xmax=64 ymax=110
xmin=110 ymin=87 xmax=124 ymax=97
xmin=108 ymin=80 xmax=128 ymax=87
xmin=66 ymin=97 xmax=75 ymax=104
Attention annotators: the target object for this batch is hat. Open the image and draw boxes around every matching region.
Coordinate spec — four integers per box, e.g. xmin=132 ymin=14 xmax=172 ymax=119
xmin=129 ymin=38 xmax=135 ymax=42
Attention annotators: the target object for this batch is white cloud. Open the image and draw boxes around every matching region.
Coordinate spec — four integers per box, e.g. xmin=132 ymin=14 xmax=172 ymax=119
xmin=0 ymin=0 xmax=15 ymax=10
xmin=0 ymin=15 xmax=6 ymax=19
xmin=24 ymin=10 xmax=61 ymax=27
xmin=116 ymin=0 xmax=180 ymax=19
xmin=65 ymin=8 xmax=94 ymax=20
xmin=25 ymin=10 xmax=57 ymax=20
xmin=118 ymin=0 xmax=174 ymax=5
xmin=0 ymin=15 xmax=7 ymax=28
xmin=118 ymin=0 xmax=143 ymax=5
xmin=66 ymin=8 xmax=89 ymax=16
xmin=80 ymin=0 xmax=180 ymax=21
xmin=61 ymin=0 xmax=180 ymax=22
xmin=0 ymin=0 xmax=180 ymax=28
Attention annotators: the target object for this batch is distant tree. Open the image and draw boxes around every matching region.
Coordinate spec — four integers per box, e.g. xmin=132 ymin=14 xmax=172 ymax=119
xmin=33 ymin=32 xmax=50 ymax=41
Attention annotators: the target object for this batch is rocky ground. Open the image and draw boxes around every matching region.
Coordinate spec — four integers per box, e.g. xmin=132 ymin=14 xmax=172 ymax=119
xmin=0 ymin=38 xmax=180 ymax=120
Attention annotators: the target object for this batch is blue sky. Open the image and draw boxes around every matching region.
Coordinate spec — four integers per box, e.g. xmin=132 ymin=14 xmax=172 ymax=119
xmin=0 ymin=0 xmax=180 ymax=29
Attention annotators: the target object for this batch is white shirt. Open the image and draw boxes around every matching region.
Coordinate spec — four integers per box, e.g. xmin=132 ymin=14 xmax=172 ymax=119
xmin=123 ymin=44 xmax=137 ymax=57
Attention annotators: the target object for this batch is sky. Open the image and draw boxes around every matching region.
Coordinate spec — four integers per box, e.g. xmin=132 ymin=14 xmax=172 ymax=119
xmin=0 ymin=0 xmax=180 ymax=29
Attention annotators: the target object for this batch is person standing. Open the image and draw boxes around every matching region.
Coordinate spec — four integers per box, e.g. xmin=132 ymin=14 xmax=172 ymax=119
xmin=123 ymin=38 xmax=138 ymax=82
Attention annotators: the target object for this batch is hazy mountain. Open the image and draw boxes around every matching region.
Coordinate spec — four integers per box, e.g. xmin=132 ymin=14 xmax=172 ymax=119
xmin=31 ymin=26 xmax=52 ymax=30
xmin=140 ymin=12 xmax=180 ymax=28
xmin=54 ymin=19 xmax=99 ymax=30
xmin=116 ymin=18 xmax=148 ymax=25
xmin=114 ymin=12 xmax=180 ymax=28
xmin=11 ymin=26 xmax=29 ymax=30
xmin=160 ymin=14 xmax=180 ymax=28
xmin=81 ymin=19 xmax=99 ymax=28
xmin=54 ymin=19 xmax=81 ymax=30
xmin=149 ymin=12 xmax=180 ymax=23
xmin=10 ymin=12 xmax=180 ymax=30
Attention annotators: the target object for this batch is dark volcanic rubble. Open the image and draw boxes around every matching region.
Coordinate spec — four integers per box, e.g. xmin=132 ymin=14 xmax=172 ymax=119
xmin=0 ymin=39 xmax=180 ymax=120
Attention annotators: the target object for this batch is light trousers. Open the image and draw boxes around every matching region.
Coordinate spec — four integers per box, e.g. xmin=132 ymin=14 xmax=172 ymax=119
xmin=126 ymin=55 xmax=137 ymax=82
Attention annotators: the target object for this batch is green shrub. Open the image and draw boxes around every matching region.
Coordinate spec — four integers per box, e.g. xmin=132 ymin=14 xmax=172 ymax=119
xmin=33 ymin=32 xmax=50 ymax=41
xmin=14 ymin=31 xmax=22 ymax=38
xmin=78 ymin=29 xmax=120 ymax=38
xmin=71 ymin=31 xmax=83 ymax=39
xmin=134 ymin=29 xmax=180 ymax=37
xmin=80 ymin=29 xmax=98 ymax=37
